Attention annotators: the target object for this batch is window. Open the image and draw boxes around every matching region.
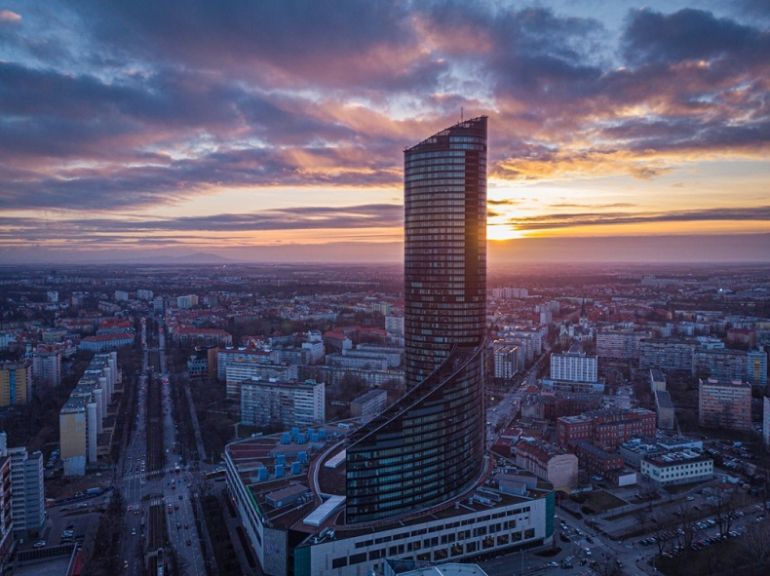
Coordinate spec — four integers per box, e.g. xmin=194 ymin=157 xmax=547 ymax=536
xmin=332 ymin=557 xmax=348 ymax=569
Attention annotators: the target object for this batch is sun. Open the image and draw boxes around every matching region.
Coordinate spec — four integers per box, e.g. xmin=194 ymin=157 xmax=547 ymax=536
xmin=487 ymin=224 xmax=522 ymax=241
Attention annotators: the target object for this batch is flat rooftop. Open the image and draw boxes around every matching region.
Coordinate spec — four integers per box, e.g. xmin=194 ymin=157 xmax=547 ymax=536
xmin=226 ymin=429 xmax=554 ymax=546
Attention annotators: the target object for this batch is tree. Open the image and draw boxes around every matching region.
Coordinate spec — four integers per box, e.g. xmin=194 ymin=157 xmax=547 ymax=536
xmin=741 ymin=516 xmax=770 ymax=571
xmin=712 ymin=490 xmax=739 ymax=539
xmin=678 ymin=502 xmax=697 ymax=550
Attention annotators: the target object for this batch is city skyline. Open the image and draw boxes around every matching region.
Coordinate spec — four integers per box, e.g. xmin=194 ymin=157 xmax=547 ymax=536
xmin=0 ymin=0 xmax=768 ymax=263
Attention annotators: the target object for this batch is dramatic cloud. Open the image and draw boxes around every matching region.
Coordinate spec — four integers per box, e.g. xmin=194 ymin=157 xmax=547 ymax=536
xmin=510 ymin=206 xmax=770 ymax=231
xmin=0 ymin=0 xmax=767 ymax=255
xmin=0 ymin=204 xmax=403 ymax=245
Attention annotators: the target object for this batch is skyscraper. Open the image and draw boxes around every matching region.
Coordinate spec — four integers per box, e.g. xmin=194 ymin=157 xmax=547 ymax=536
xmin=346 ymin=117 xmax=487 ymax=524
xmin=404 ymin=116 xmax=488 ymax=387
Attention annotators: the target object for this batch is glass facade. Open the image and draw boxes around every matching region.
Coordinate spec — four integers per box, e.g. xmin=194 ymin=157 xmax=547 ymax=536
xmin=346 ymin=117 xmax=487 ymax=525
xmin=404 ymin=117 xmax=487 ymax=387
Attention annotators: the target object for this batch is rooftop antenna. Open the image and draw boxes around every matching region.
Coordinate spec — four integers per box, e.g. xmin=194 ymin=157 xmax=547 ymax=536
xmin=461 ymin=106 xmax=464 ymax=123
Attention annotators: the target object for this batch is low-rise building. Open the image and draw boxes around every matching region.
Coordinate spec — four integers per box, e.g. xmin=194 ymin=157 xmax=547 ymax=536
xmin=79 ymin=332 xmax=134 ymax=352
xmin=225 ymin=434 xmax=555 ymax=576
xmin=556 ymin=408 xmax=656 ymax=450
xmin=512 ymin=440 xmax=578 ymax=491
xmin=640 ymin=449 xmax=713 ymax=486
xmin=575 ymin=441 xmax=624 ymax=477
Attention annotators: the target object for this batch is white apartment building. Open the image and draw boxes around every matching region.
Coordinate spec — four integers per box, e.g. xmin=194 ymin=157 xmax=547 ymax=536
xmin=550 ymin=346 xmax=597 ymax=383
xmin=0 ymin=434 xmax=45 ymax=536
xmin=240 ymin=379 xmax=325 ymax=428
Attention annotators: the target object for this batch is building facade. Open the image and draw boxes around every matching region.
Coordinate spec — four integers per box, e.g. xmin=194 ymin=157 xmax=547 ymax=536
xmin=403 ymin=116 xmax=487 ymax=388
xmin=346 ymin=117 xmax=488 ymax=525
xmin=639 ymin=339 xmax=696 ymax=373
xmin=698 ymin=378 xmax=752 ymax=432
xmin=240 ymin=379 xmax=325 ymax=429
xmin=556 ymin=409 xmax=656 ymax=450
xmin=0 ymin=434 xmax=45 ymax=537
xmin=32 ymin=348 xmax=62 ymax=388
xmin=350 ymin=389 xmax=388 ymax=424
xmin=549 ymin=347 xmax=597 ymax=383
xmin=0 ymin=363 xmax=30 ymax=406
xmin=640 ymin=450 xmax=713 ymax=486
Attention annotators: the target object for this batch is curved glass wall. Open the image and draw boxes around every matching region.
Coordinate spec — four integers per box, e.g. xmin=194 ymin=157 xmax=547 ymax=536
xmin=345 ymin=117 xmax=488 ymax=525
xmin=404 ymin=117 xmax=487 ymax=387
xmin=346 ymin=345 xmax=485 ymax=524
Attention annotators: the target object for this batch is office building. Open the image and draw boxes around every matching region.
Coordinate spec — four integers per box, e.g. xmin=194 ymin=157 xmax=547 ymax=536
xmin=0 ymin=434 xmax=45 ymax=537
xmin=347 ymin=117 xmax=488 ymax=524
xmin=226 ymin=433 xmax=554 ymax=576
xmin=240 ymin=379 xmax=325 ymax=428
xmin=32 ymin=347 xmax=62 ymax=388
xmin=698 ymin=378 xmax=752 ymax=432
xmin=549 ymin=345 xmax=597 ymax=382
xmin=113 ymin=290 xmax=129 ymax=302
xmin=350 ymin=388 xmax=387 ymax=424
xmin=640 ymin=449 xmax=713 ymax=486
xmin=0 ymin=363 xmax=31 ymax=406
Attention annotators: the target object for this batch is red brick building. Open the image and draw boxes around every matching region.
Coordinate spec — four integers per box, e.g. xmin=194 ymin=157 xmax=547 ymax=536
xmin=557 ymin=408 xmax=656 ymax=450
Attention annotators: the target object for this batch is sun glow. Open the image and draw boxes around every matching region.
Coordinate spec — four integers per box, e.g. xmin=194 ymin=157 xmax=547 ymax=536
xmin=487 ymin=224 xmax=522 ymax=241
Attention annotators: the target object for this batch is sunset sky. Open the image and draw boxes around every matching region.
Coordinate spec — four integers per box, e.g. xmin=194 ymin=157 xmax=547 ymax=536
xmin=0 ymin=1 xmax=768 ymax=263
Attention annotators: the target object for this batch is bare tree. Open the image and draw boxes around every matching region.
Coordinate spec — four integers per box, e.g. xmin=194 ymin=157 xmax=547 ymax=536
xmin=741 ymin=516 xmax=770 ymax=571
xmin=652 ymin=514 xmax=669 ymax=558
xmin=712 ymin=490 xmax=739 ymax=539
xmin=678 ymin=502 xmax=697 ymax=550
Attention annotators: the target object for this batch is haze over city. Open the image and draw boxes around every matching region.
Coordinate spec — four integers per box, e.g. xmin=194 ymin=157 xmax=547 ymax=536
xmin=0 ymin=0 xmax=768 ymax=263
xmin=1 ymin=3 xmax=770 ymax=576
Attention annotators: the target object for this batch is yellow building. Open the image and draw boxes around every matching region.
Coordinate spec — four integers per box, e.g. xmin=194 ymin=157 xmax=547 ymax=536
xmin=0 ymin=363 xmax=30 ymax=406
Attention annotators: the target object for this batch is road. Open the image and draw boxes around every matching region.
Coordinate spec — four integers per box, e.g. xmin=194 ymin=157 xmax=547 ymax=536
xmin=486 ymin=348 xmax=550 ymax=447
xmin=115 ymin=315 xmax=207 ymax=576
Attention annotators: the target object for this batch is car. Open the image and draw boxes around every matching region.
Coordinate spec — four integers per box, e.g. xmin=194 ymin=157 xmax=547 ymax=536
xmin=33 ymin=540 xmax=46 ymax=548
xmin=548 ymin=561 xmax=559 ymax=567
